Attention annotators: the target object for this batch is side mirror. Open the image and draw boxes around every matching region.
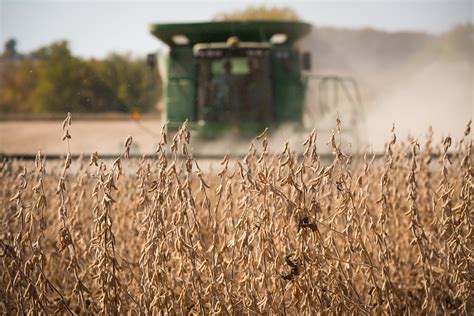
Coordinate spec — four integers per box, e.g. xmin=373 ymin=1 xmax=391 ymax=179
xmin=146 ymin=53 xmax=157 ymax=71
xmin=302 ymin=51 xmax=311 ymax=71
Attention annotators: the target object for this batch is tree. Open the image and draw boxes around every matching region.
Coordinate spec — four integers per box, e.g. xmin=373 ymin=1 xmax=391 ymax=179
xmin=92 ymin=53 xmax=161 ymax=113
xmin=29 ymin=41 xmax=112 ymax=112
xmin=214 ymin=5 xmax=300 ymax=22
xmin=0 ymin=39 xmax=158 ymax=114
xmin=436 ymin=23 xmax=473 ymax=60
xmin=0 ymin=60 xmax=38 ymax=112
xmin=2 ymin=39 xmax=18 ymax=58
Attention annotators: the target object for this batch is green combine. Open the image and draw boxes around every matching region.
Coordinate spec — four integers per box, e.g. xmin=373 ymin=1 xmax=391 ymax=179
xmin=149 ymin=21 xmax=313 ymax=136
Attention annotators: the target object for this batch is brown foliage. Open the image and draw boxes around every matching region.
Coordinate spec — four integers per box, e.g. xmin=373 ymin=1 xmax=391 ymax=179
xmin=0 ymin=118 xmax=472 ymax=314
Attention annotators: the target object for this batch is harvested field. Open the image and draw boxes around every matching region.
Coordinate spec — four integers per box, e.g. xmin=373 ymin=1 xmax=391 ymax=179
xmin=0 ymin=116 xmax=472 ymax=314
xmin=0 ymin=119 xmax=162 ymax=155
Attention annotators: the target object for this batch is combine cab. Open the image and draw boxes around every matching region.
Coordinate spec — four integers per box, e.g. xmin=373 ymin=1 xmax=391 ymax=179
xmin=149 ymin=21 xmax=313 ymax=136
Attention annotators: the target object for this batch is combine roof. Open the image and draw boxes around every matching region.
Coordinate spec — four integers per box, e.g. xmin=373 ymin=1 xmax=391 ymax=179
xmin=150 ymin=21 xmax=312 ymax=47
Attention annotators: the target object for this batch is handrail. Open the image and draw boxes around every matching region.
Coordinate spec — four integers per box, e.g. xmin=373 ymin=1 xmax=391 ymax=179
xmin=302 ymin=74 xmax=368 ymax=149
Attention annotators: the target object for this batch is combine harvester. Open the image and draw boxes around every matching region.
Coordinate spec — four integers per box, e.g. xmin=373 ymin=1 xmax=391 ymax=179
xmin=147 ymin=21 xmax=365 ymax=156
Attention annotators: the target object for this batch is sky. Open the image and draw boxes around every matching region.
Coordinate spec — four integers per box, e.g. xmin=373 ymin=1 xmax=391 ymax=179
xmin=1 ymin=0 xmax=473 ymax=58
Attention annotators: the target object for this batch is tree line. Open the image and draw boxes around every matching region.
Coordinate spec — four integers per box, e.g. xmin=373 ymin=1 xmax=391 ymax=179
xmin=0 ymin=6 xmax=298 ymax=115
xmin=0 ymin=40 xmax=161 ymax=114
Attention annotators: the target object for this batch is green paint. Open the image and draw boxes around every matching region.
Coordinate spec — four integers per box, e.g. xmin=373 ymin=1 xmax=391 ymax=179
xmin=151 ymin=21 xmax=311 ymax=135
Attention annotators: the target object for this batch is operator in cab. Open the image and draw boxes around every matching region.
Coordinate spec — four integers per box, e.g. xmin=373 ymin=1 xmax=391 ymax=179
xmin=209 ymin=60 xmax=235 ymax=121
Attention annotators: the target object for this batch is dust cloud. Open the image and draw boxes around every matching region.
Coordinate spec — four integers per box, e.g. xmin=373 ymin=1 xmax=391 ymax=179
xmin=365 ymin=60 xmax=472 ymax=150
xmin=301 ymin=25 xmax=473 ymax=152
